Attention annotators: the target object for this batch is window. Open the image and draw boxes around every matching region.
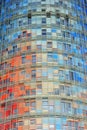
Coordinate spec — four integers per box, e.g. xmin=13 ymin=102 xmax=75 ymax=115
xmin=31 ymin=101 xmax=36 ymax=110
xmin=56 ymin=13 xmax=60 ymax=18
xmin=26 ymin=90 xmax=30 ymax=95
xmin=37 ymin=84 xmax=42 ymax=94
xmin=42 ymin=99 xmax=48 ymax=110
xmin=25 ymin=102 xmax=30 ymax=106
xmin=49 ymin=105 xmax=54 ymax=111
xmin=22 ymin=55 xmax=26 ymax=64
xmin=53 ymin=53 xmax=58 ymax=61
xmin=67 ymin=103 xmax=71 ymax=113
xmin=73 ymin=108 xmax=77 ymax=114
xmin=11 ymin=73 xmax=15 ymax=77
xmin=28 ymin=13 xmax=31 ymax=24
xmin=13 ymin=122 xmax=17 ymax=127
xmin=61 ymin=85 xmax=72 ymax=96
xmin=27 ymin=33 xmax=31 ymax=37
xmin=59 ymin=70 xmax=64 ymax=77
xmin=27 ymin=46 xmax=31 ymax=51
xmin=54 ymin=88 xmax=59 ymax=95
xmin=18 ymin=121 xmax=24 ymax=126
xmin=28 ymin=19 xmax=31 ymax=24
xmin=23 ymin=31 xmax=27 ymax=37
xmin=28 ymin=13 xmax=31 ymax=18
xmin=56 ymin=18 xmax=60 ymax=25
xmin=31 ymin=89 xmax=36 ymax=95
xmin=37 ymin=125 xmax=42 ymax=129
xmin=48 ymin=53 xmax=52 ymax=62
xmin=13 ymin=45 xmax=17 ymax=53
xmin=47 ymin=42 xmax=52 ymax=48
xmin=20 ymin=86 xmax=25 ymax=90
xmin=65 ymin=15 xmax=69 ymax=26
xmin=37 ymin=45 xmax=42 ymax=50
xmin=42 ymin=69 xmax=47 ymax=77
xmin=61 ymin=102 xmax=72 ymax=114
xmin=19 ymin=20 xmax=22 ymax=26
xmin=32 ymin=55 xmax=36 ymax=63
xmin=42 ymin=100 xmax=48 ymax=105
xmin=42 ymin=18 xmax=46 ymax=23
xmin=42 ymin=9 xmax=46 ymax=12
xmin=30 ymin=119 xmax=36 ymax=124
xmin=69 ymin=71 xmax=74 ymax=80
xmin=21 ymin=70 xmax=25 ymax=75
xmin=67 ymin=121 xmax=72 ymax=127
xmin=32 ymin=70 xmax=36 ymax=78
xmin=13 ymin=109 xmax=18 ymax=114
xmin=66 ymin=32 xmax=70 ymax=37
xmin=68 ymin=57 xmax=72 ymax=65
xmin=42 ymin=29 xmax=46 ymax=35
xmin=46 ymin=12 xmax=51 ymax=18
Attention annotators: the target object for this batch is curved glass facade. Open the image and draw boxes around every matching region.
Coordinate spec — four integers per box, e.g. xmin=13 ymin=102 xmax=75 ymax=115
xmin=0 ymin=0 xmax=87 ymax=129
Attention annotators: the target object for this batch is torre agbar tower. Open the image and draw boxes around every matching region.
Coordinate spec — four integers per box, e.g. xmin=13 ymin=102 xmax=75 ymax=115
xmin=0 ymin=0 xmax=87 ymax=130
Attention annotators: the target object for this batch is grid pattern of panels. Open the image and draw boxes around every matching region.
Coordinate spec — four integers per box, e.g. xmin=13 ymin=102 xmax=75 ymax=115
xmin=0 ymin=117 xmax=87 ymax=130
xmin=0 ymin=0 xmax=87 ymax=130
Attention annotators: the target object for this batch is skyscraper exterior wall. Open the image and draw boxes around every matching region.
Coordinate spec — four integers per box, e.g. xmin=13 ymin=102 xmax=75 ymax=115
xmin=0 ymin=0 xmax=87 ymax=129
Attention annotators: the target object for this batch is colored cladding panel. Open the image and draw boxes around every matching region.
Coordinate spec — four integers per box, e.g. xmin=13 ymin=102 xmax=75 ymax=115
xmin=0 ymin=0 xmax=87 ymax=130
